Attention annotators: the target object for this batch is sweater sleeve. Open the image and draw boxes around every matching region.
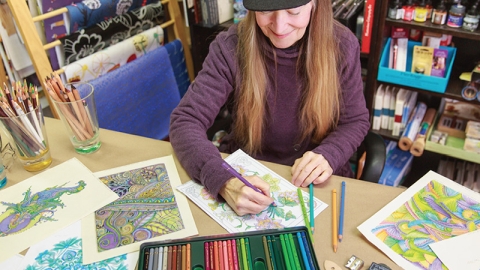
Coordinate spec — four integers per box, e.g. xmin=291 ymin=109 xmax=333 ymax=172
xmin=169 ymin=28 xmax=238 ymax=199
xmin=311 ymin=26 xmax=370 ymax=173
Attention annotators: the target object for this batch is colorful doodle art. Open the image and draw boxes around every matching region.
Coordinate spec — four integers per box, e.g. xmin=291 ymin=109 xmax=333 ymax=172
xmin=0 ymin=181 xmax=86 ymax=236
xmin=177 ymin=149 xmax=327 ymax=233
xmin=359 ymin=171 xmax=480 ymax=270
xmin=95 ymin=163 xmax=184 ymax=252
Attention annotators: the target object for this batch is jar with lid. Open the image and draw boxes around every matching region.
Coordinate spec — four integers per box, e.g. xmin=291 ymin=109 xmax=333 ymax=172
xmin=414 ymin=0 xmax=429 ymax=22
xmin=462 ymin=1 xmax=479 ymax=31
xmin=403 ymin=0 xmax=416 ymax=21
xmin=432 ymin=0 xmax=448 ymax=24
xmin=447 ymin=3 xmax=466 ymax=27
xmin=388 ymin=0 xmax=404 ymax=20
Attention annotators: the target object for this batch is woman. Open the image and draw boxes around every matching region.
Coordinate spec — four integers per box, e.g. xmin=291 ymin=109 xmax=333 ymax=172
xmin=170 ymin=0 xmax=370 ymax=215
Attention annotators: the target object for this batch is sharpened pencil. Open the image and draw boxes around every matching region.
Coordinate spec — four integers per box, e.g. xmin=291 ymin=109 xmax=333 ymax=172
xmin=309 ymin=183 xmax=314 ymax=234
xmin=332 ymin=189 xmax=338 ymax=253
xmin=339 ymin=181 xmax=346 ymax=242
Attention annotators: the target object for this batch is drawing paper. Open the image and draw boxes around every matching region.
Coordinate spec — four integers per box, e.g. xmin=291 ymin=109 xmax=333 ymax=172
xmin=82 ymin=155 xmax=198 ymax=264
xmin=0 ymin=254 xmax=23 ymax=270
xmin=0 ymin=158 xmax=118 ymax=263
xmin=429 ymin=230 xmax=480 ymax=270
xmin=177 ymin=149 xmax=328 ymax=233
xmin=18 ymin=221 xmax=137 ymax=270
xmin=358 ymin=170 xmax=480 ymax=269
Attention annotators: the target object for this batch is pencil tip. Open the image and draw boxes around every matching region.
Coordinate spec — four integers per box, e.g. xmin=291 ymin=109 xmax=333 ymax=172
xmin=334 ymin=246 xmax=337 ymax=253
xmin=339 ymin=235 xmax=343 ymax=242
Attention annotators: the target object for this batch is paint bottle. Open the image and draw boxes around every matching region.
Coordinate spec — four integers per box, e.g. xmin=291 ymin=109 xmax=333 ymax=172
xmin=462 ymin=1 xmax=479 ymax=31
xmin=403 ymin=0 xmax=416 ymax=21
xmin=388 ymin=0 xmax=404 ymax=20
xmin=0 ymin=154 xmax=7 ymax=189
xmin=447 ymin=3 xmax=466 ymax=27
xmin=414 ymin=0 xmax=429 ymax=22
xmin=432 ymin=0 xmax=448 ymax=24
xmin=425 ymin=0 xmax=433 ymax=19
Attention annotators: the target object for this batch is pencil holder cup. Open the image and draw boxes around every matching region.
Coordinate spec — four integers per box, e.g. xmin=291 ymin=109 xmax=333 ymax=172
xmin=0 ymin=104 xmax=52 ymax=172
xmin=52 ymin=83 xmax=101 ymax=154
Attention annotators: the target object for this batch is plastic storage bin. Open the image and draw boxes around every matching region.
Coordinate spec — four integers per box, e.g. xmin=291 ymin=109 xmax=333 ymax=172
xmin=377 ymin=38 xmax=457 ymax=93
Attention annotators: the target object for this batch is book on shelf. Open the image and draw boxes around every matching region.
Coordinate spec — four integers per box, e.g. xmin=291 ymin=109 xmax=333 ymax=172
xmin=388 ymin=87 xmax=397 ymax=131
xmin=392 ymin=88 xmax=411 ymax=137
xmin=381 ymin=86 xmax=391 ymax=130
xmin=372 ymin=84 xmax=384 ymax=130
xmin=360 ymin=0 xmax=375 ymax=54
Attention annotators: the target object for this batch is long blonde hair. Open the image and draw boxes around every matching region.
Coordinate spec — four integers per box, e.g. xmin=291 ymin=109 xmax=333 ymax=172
xmin=234 ymin=0 xmax=341 ymax=154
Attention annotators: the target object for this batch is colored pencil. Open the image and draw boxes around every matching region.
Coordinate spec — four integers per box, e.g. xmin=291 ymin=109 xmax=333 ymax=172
xmin=162 ymin=247 xmax=168 ymax=270
xmin=204 ymin=242 xmax=210 ymax=270
xmin=158 ymin=246 xmax=163 ymax=270
xmin=240 ymin=238 xmax=248 ymax=270
xmin=152 ymin=247 xmax=158 ymax=270
xmin=214 ymin=241 xmax=220 ymax=270
xmin=209 ymin=242 xmax=215 ymax=270
xmin=332 ymin=189 xmax=338 ymax=253
xmin=221 ymin=161 xmax=276 ymax=207
xmin=172 ymin=245 xmax=178 ymax=270
xmin=167 ymin=246 xmax=173 ymax=270
xmin=223 ymin=241 xmax=229 ymax=270
xmin=297 ymin=188 xmax=314 ymax=243
xmin=288 ymin=233 xmax=301 ymax=269
xmin=262 ymin=236 xmax=273 ymax=270
xmin=181 ymin=245 xmax=186 ymax=270
xmin=232 ymin=239 xmax=239 ymax=270
xmin=309 ymin=183 xmax=315 ymax=234
xmin=339 ymin=181 xmax=346 ymax=242
xmin=300 ymin=232 xmax=315 ymax=270
xmin=219 ymin=241 xmax=224 ymax=270
xmin=148 ymin=248 xmax=154 ymax=270
xmin=236 ymin=239 xmax=243 ymax=270
xmin=266 ymin=236 xmax=277 ymax=270
xmin=186 ymin=244 xmax=191 ymax=270
xmin=279 ymin=234 xmax=292 ymax=270
xmin=296 ymin=232 xmax=311 ymax=270
xmin=271 ymin=235 xmax=285 ymax=270
xmin=227 ymin=240 xmax=234 ymax=270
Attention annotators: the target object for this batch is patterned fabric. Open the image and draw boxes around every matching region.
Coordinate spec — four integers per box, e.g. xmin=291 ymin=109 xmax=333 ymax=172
xmin=65 ymin=0 xmax=159 ymax=34
xmin=60 ymin=2 xmax=164 ymax=65
xmin=40 ymin=0 xmax=83 ymax=70
xmin=164 ymin=39 xmax=190 ymax=98
xmin=62 ymin=25 xmax=164 ymax=83
xmin=88 ymin=43 xmax=180 ymax=140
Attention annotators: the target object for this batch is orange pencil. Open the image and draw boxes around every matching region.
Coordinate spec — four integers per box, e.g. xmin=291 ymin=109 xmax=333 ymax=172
xmin=181 ymin=244 xmax=187 ymax=270
xmin=214 ymin=241 xmax=220 ymax=270
xmin=172 ymin=245 xmax=178 ymax=270
xmin=227 ymin=240 xmax=234 ymax=270
xmin=186 ymin=244 xmax=191 ymax=270
xmin=332 ymin=189 xmax=338 ymax=253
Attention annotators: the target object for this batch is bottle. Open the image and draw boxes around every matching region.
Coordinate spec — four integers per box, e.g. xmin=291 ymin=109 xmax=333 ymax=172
xmin=414 ymin=0 xmax=429 ymax=22
xmin=0 ymin=154 xmax=7 ymax=189
xmin=432 ymin=0 xmax=448 ymax=24
xmin=462 ymin=1 xmax=480 ymax=31
xmin=388 ymin=0 xmax=404 ymax=19
xmin=425 ymin=0 xmax=434 ymax=19
xmin=403 ymin=0 xmax=416 ymax=21
xmin=447 ymin=3 xmax=466 ymax=27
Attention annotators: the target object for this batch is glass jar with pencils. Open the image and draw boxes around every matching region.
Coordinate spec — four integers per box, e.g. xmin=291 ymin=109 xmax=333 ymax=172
xmin=0 ymin=83 xmax=52 ymax=172
xmin=49 ymin=81 xmax=102 ymax=154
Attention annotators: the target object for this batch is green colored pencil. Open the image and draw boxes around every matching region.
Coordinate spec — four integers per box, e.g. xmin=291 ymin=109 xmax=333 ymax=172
xmin=297 ymin=188 xmax=314 ymax=243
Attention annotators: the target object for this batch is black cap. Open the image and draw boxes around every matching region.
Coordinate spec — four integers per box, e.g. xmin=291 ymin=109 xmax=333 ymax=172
xmin=243 ymin=0 xmax=311 ymax=11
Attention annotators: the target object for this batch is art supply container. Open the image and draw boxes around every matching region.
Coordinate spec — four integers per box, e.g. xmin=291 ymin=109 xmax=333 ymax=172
xmin=0 ymin=104 xmax=52 ymax=172
xmin=52 ymin=83 xmax=101 ymax=154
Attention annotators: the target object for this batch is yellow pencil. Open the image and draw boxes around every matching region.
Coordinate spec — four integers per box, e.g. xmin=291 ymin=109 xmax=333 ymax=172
xmin=332 ymin=189 xmax=338 ymax=253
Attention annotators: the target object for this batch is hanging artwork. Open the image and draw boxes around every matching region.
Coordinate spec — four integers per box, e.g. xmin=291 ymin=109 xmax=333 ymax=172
xmin=17 ymin=221 xmax=137 ymax=270
xmin=0 ymin=158 xmax=119 ymax=263
xmin=81 ymin=155 xmax=198 ymax=264
xmin=176 ymin=149 xmax=328 ymax=233
xmin=358 ymin=170 xmax=480 ymax=269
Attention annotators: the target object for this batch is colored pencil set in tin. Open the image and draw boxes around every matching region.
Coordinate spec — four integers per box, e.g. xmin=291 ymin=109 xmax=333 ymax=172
xmin=139 ymin=226 xmax=320 ymax=270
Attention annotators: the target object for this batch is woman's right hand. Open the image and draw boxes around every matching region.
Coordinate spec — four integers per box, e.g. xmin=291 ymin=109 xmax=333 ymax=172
xmin=219 ymin=176 xmax=274 ymax=216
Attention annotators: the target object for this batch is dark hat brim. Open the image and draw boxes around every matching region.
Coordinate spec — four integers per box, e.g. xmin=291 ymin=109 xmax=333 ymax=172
xmin=242 ymin=0 xmax=311 ymax=11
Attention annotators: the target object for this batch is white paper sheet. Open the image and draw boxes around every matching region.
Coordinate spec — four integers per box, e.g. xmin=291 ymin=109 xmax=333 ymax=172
xmin=0 ymin=254 xmax=23 ymax=270
xmin=82 ymin=156 xmax=198 ymax=264
xmin=0 ymin=158 xmax=119 ymax=263
xmin=358 ymin=170 xmax=480 ymax=269
xmin=429 ymin=230 xmax=480 ymax=270
xmin=177 ymin=149 xmax=328 ymax=233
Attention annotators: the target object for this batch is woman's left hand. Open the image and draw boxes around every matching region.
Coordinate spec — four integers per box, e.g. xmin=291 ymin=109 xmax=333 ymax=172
xmin=291 ymin=151 xmax=333 ymax=187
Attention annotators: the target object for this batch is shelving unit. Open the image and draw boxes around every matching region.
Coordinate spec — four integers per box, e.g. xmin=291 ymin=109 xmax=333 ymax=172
xmin=364 ymin=1 xmax=480 ymax=185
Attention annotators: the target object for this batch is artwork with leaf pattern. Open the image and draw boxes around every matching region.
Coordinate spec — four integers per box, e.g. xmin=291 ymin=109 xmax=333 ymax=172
xmin=371 ymin=179 xmax=480 ymax=269
xmin=177 ymin=150 xmax=327 ymax=233
xmin=95 ymin=163 xmax=184 ymax=252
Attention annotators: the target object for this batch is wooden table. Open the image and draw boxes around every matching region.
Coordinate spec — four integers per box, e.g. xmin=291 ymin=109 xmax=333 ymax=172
xmin=5 ymin=118 xmax=405 ymax=269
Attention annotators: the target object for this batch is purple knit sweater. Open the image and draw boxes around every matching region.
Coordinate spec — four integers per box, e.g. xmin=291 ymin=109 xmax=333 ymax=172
xmin=170 ymin=23 xmax=370 ymax=199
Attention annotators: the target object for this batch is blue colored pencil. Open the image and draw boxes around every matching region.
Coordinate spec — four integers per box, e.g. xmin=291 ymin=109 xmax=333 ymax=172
xmin=309 ymin=183 xmax=314 ymax=234
xmin=296 ymin=232 xmax=311 ymax=270
xmin=339 ymin=181 xmax=346 ymax=242
xmin=300 ymin=231 xmax=316 ymax=270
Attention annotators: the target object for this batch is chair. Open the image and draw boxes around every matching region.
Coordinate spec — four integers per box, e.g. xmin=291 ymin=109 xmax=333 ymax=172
xmin=7 ymin=0 xmax=194 ymax=118
xmin=355 ymin=131 xmax=387 ymax=183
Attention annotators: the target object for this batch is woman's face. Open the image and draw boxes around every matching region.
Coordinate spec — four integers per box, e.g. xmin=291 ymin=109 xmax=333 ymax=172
xmin=255 ymin=2 xmax=313 ymax=49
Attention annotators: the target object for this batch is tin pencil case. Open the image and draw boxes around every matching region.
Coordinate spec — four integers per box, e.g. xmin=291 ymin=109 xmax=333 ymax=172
xmin=138 ymin=226 xmax=321 ymax=270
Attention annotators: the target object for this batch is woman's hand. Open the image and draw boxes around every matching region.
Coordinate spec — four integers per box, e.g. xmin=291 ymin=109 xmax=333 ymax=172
xmin=291 ymin=151 xmax=333 ymax=187
xmin=219 ymin=176 xmax=274 ymax=216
